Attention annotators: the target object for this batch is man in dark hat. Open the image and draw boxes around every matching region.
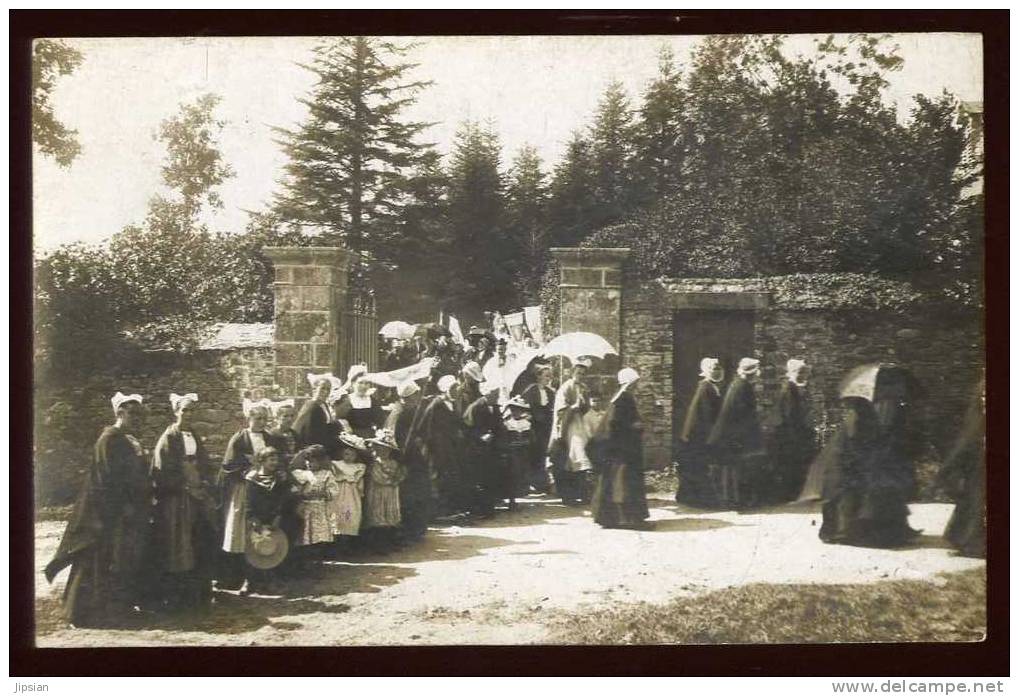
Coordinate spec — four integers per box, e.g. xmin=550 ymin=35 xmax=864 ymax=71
xmin=463 ymin=381 xmax=506 ymax=517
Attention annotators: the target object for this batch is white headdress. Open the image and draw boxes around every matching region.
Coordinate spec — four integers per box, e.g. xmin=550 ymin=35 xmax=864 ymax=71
xmin=341 ymin=363 xmax=370 ymax=393
xmin=242 ymin=397 xmax=273 ymax=417
xmin=111 ymin=392 xmax=143 ymax=415
xmin=699 ymin=358 xmax=720 ymax=379
xmin=787 ymin=359 xmax=808 ymax=385
xmin=437 ymin=374 xmax=458 ymax=395
xmin=617 ymin=367 xmax=640 ymax=386
xmin=737 ymin=357 xmax=760 ymax=377
xmin=169 ymin=392 xmax=198 ymax=413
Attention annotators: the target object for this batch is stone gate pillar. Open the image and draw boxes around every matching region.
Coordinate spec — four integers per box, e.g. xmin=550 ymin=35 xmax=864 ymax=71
xmin=263 ymin=246 xmax=354 ymax=401
xmin=548 ymin=247 xmax=631 ymax=397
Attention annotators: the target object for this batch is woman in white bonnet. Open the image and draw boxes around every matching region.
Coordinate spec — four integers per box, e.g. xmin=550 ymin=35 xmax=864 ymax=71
xmin=151 ymin=393 xmax=219 ymax=612
xmin=677 ymin=357 xmax=725 ymax=507
xmin=767 ymin=358 xmax=817 ymax=503
xmin=590 ymin=367 xmax=651 ymax=530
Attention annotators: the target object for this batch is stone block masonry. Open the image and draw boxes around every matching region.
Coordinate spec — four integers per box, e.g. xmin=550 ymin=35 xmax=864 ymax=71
xmin=264 ymin=247 xmax=355 ymax=402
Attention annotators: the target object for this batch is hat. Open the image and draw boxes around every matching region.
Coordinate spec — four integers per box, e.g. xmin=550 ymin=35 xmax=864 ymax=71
xmin=397 ymin=381 xmax=420 ymax=399
xmin=111 ymin=391 xmax=143 ymax=415
xmin=502 ymin=395 xmax=531 ymax=411
xmin=468 ymin=325 xmax=486 ymax=337
xmin=169 ymin=392 xmax=198 ymax=413
xmin=437 ymin=374 xmax=458 ymax=394
xmin=737 ymin=357 xmax=760 ymax=377
xmin=243 ymin=397 xmax=273 ymax=417
xmin=338 ymin=431 xmax=368 ymax=453
xmin=245 ymin=526 xmax=289 ymax=570
xmin=617 ymin=367 xmax=640 ymax=386
xmin=574 ymin=356 xmax=593 ymax=368
xmin=366 ymin=429 xmax=400 ymax=452
xmin=699 ymin=357 xmax=721 ymax=378
xmin=461 ymin=361 xmax=483 ymax=382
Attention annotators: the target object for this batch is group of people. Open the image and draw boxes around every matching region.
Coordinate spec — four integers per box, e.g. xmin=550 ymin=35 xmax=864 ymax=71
xmin=676 ymin=356 xmax=816 ymax=510
xmin=677 ymin=355 xmax=986 ymax=557
xmin=43 ymin=323 xmax=984 ymax=629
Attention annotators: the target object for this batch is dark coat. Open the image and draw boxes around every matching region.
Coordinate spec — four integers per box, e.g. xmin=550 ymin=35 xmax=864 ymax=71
xmin=221 ymin=429 xmax=284 ymax=485
xmin=591 ymin=390 xmax=649 ymax=527
xmin=334 ymin=394 xmax=385 ymax=438
xmin=45 ymin=426 xmax=153 ymax=625
xmin=151 ymin=425 xmax=220 ymax=574
xmin=292 ymin=399 xmax=339 ymax=455
xmin=680 ymin=380 xmax=722 ymax=446
xmin=394 ymin=396 xmax=434 ymax=535
xmin=244 ymin=472 xmax=288 ymax=526
xmin=708 ymin=377 xmax=763 ymax=456
xmin=464 ymin=396 xmax=506 ymax=500
xmin=767 ymin=381 xmax=817 ymax=502
xmin=939 ymin=385 xmax=985 ymax=557
xmin=419 ymin=395 xmax=467 ymax=513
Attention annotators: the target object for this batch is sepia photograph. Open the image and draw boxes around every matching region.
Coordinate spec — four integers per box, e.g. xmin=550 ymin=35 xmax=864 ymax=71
xmin=25 ymin=17 xmax=992 ymax=658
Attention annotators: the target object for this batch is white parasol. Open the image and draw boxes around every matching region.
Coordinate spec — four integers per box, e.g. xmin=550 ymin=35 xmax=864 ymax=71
xmin=540 ymin=332 xmax=617 ymax=364
xmin=379 ymin=320 xmax=416 ymax=340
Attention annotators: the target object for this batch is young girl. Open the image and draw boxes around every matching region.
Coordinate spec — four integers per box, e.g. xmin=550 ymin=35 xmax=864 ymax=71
xmin=330 ymin=435 xmax=368 ymax=548
xmin=290 ymin=445 xmax=339 ymax=557
xmin=242 ymin=446 xmax=288 ymax=593
xmin=364 ymin=430 xmax=406 ymax=550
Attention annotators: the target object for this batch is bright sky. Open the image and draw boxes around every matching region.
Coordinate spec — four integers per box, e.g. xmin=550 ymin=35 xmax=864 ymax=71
xmin=32 ymin=33 xmax=982 ymax=251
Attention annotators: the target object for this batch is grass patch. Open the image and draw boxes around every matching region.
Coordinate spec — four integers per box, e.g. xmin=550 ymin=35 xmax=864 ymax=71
xmin=547 ymin=568 xmax=986 ymax=644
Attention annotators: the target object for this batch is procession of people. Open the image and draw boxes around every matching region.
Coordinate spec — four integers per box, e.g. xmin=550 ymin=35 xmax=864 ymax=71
xmin=44 ymin=312 xmax=984 ymax=629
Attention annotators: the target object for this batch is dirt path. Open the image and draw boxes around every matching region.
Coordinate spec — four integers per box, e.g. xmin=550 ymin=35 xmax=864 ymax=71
xmin=35 ymin=496 xmax=984 ymax=646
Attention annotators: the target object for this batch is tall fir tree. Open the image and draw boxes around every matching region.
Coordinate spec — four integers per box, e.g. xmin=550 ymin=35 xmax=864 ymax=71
xmin=547 ymin=132 xmax=596 ymax=248
xmin=273 ymin=37 xmax=436 ymax=297
xmin=505 ymin=144 xmax=549 ymax=302
xmin=633 ymin=46 xmax=690 ymax=206
xmin=444 ymin=120 xmax=512 ymax=319
xmin=588 ymin=80 xmax=638 ymax=230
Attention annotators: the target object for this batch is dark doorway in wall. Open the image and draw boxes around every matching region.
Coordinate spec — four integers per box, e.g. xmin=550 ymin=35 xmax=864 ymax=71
xmin=672 ymin=310 xmax=755 ymax=457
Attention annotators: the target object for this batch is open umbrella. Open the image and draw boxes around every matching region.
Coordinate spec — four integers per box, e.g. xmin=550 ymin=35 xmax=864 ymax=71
xmin=378 ymin=320 xmax=415 ymax=340
xmin=540 ymin=332 xmax=617 ymax=364
xmin=839 ymin=363 xmax=922 ymax=402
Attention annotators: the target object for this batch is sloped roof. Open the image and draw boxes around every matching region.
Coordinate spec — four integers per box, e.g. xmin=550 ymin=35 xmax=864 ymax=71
xmin=197 ymin=322 xmax=274 ymax=350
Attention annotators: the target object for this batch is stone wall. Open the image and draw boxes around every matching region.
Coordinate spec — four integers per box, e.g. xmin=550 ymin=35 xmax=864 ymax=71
xmin=621 ymin=274 xmax=985 ymax=493
xmin=35 ymin=346 xmax=276 ymax=507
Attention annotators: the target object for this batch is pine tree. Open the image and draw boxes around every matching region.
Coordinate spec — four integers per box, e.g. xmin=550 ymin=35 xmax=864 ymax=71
xmin=505 ymin=144 xmax=549 ymax=302
xmin=588 ymin=80 xmax=638 ymax=230
xmin=633 ymin=46 xmax=690 ymax=206
xmin=273 ymin=37 xmax=435 ymax=268
xmin=547 ymin=132 xmax=596 ymax=247
xmin=444 ymin=120 xmax=511 ymax=318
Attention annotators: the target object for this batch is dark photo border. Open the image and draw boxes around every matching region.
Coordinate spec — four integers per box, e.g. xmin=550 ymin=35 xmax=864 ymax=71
xmin=10 ymin=8 xmax=1009 ymax=677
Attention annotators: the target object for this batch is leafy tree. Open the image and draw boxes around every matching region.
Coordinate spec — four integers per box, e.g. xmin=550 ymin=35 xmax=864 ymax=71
xmin=577 ymin=33 xmax=980 ymax=306
xmin=273 ymin=37 xmax=435 ymax=270
xmin=443 ymin=120 xmax=511 ymax=319
xmin=32 ymin=39 xmax=84 ymax=167
xmin=505 ymin=144 xmax=550 ymax=302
